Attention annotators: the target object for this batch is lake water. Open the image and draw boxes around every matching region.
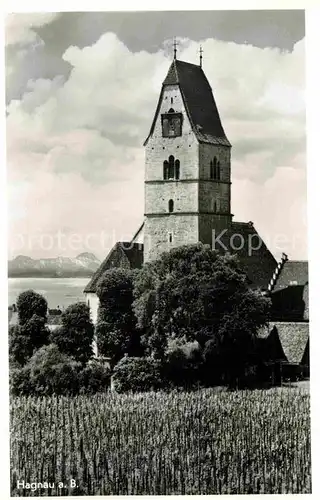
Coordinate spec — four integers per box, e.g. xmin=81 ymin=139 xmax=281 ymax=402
xmin=8 ymin=277 xmax=90 ymax=309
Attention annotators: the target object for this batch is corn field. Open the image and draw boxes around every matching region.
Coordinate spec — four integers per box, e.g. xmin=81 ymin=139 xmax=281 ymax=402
xmin=10 ymin=388 xmax=311 ymax=496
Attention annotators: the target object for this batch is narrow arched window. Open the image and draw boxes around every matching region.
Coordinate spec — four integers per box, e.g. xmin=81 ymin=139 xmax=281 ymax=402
xmin=168 ymin=155 xmax=175 ymax=179
xmin=213 ymin=157 xmax=217 ymax=179
xmin=213 ymin=201 xmax=217 ymax=213
xmin=169 ymin=199 xmax=174 ymax=213
xmin=163 ymin=160 xmax=169 ymax=180
xmin=175 ymin=159 xmax=180 ymax=180
xmin=210 ymin=160 xmax=214 ymax=179
xmin=217 ymin=161 xmax=221 ymax=180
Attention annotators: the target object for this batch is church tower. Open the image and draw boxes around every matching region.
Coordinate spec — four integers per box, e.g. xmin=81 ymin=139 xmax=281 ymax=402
xmin=143 ymin=56 xmax=232 ymax=262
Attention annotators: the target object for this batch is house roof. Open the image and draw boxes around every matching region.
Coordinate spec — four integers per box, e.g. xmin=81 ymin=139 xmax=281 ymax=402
xmin=84 ymin=242 xmax=143 ymax=293
xmin=273 ymin=260 xmax=308 ymax=291
xmin=84 ymin=222 xmax=277 ymax=294
xmin=271 ymin=260 xmax=309 ymax=321
xmin=214 ymin=221 xmax=277 ymax=289
xmin=269 ymin=322 xmax=309 ymax=364
xmin=145 ymin=59 xmax=231 ymax=147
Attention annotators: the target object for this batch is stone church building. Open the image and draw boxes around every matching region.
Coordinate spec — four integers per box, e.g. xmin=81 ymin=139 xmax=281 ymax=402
xmin=84 ymin=55 xmax=309 ymax=375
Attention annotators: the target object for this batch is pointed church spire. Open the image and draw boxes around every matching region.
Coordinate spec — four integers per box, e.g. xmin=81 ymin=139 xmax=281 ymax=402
xmin=199 ymin=45 xmax=203 ymax=68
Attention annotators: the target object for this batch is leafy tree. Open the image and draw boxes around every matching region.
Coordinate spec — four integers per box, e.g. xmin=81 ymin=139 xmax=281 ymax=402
xmin=9 ymin=291 xmax=49 ymax=366
xmin=16 ymin=290 xmax=47 ymax=325
xmin=21 ymin=314 xmax=49 ymax=350
xmin=49 ymin=302 xmax=94 ymax=363
xmin=9 ymin=315 xmax=49 ymax=367
xmin=133 ymin=243 xmax=270 ymax=383
xmin=9 ymin=325 xmax=34 ymax=366
xmin=96 ymin=269 xmax=142 ymax=364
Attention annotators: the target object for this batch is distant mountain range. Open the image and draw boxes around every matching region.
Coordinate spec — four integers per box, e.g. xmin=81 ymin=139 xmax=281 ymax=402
xmin=8 ymin=252 xmax=101 ymax=278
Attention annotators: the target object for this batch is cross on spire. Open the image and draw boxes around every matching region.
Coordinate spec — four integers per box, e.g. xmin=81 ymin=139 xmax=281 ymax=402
xmin=173 ymin=37 xmax=178 ymax=60
xmin=199 ymin=45 xmax=203 ymax=68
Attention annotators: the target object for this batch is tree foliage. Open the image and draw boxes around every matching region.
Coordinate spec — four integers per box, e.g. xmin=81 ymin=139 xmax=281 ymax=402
xmin=49 ymin=302 xmax=94 ymax=363
xmin=163 ymin=337 xmax=203 ymax=388
xmin=9 ymin=315 xmax=49 ymax=366
xmin=96 ymin=269 xmax=142 ymax=363
xmin=9 ymin=325 xmax=34 ymax=366
xmin=112 ymin=356 xmax=163 ymax=393
xmin=16 ymin=290 xmax=48 ymax=325
xmin=133 ymin=244 xmax=270 ymax=375
xmin=10 ymin=345 xmax=111 ymax=396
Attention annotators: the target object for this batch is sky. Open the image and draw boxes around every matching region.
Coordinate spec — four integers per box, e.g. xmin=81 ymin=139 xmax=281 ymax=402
xmin=6 ymin=10 xmax=307 ymax=261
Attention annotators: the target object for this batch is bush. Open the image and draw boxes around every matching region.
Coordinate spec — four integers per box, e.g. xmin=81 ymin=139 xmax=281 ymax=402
xmin=164 ymin=337 xmax=203 ymax=388
xmin=112 ymin=356 xmax=163 ymax=393
xmin=26 ymin=344 xmax=81 ymax=395
xmin=78 ymin=360 xmax=111 ymax=394
xmin=9 ymin=344 xmax=112 ymax=396
xmin=10 ymin=365 xmax=33 ymax=396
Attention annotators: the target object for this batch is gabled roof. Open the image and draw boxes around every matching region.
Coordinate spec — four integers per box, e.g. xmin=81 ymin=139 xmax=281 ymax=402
xmin=84 ymin=242 xmax=143 ymax=293
xmin=269 ymin=322 xmax=309 ymax=364
xmin=258 ymin=321 xmax=309 ymax=365
xmin=271 ymin=260 xmax=309 ymax=321
xmin=213 ymin=221 xmax=277 ymax=289
xmin=145 ymin=59 xmax=231 ymax=147
xmin=273 ymin=260 xmax=308 ymax=291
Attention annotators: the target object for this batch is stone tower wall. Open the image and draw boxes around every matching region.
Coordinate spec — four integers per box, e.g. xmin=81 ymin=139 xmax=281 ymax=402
xmin=144 ymin=80 xmax=232 ymax=262
xmin=144 ymin=84 xmax=200 ymax=261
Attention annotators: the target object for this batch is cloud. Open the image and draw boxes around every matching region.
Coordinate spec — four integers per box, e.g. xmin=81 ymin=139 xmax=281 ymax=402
xmin=7 ymin=33 xmax=306 ymax=260
xmin=5 ymin=13 xmax=60 ymax=47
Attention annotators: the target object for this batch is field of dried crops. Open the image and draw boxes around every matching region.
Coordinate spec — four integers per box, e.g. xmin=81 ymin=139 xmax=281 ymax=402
xmin=10 ymin=388 xmax=311 ymax=496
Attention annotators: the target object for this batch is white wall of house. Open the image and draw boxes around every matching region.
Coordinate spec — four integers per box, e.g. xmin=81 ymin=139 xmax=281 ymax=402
xmin=85 ymin=292 xmax=100 ymax=357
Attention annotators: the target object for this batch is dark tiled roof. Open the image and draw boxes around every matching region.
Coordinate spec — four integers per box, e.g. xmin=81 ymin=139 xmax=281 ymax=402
xmin=273 ymin=260 xmax=308 ymax=291
xmin=271 ymin=260 xmax=309 ymax=321
xmin=257 ymin=325 xmax=286 ymax=361
xmin=271 ymin=285 xmax=308 ymax=321
xmin=258 ymin=322 xmax=309 ymax=365
xmin=85 ymin=223 xmax=276 ymax=293
xmin=214 ymin=221 xmax=277 ymax=289
xmin=145 ymin=59 xmax=231 ymax=147
xmin=84 ymin=242 xmax=143 ymax=293
xmin=270 ymin=322 xmax=309 ymax=364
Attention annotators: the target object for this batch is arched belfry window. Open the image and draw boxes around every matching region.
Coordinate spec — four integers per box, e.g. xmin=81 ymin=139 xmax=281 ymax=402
xmin=168 ymin=199 xmax=174 ymax=213
xmin=161 ymin=111 xmax=182 ymax=137
xmin=164 ymin=155 xmax=181 ymax=180
xmin=163 ymin=160 xmax=169 ymax=180
xmin=175 ymin=159 xmax=180 ymax=180
xmin=210 ymin=160 xmax=214 ymax=179
xmin=217 ymin=161 xmax=221 ymax=180
xmin=168 ymin=155 xmax=175 ymax=179
xmin=213 ymin=157 xmax=217 ymax=179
